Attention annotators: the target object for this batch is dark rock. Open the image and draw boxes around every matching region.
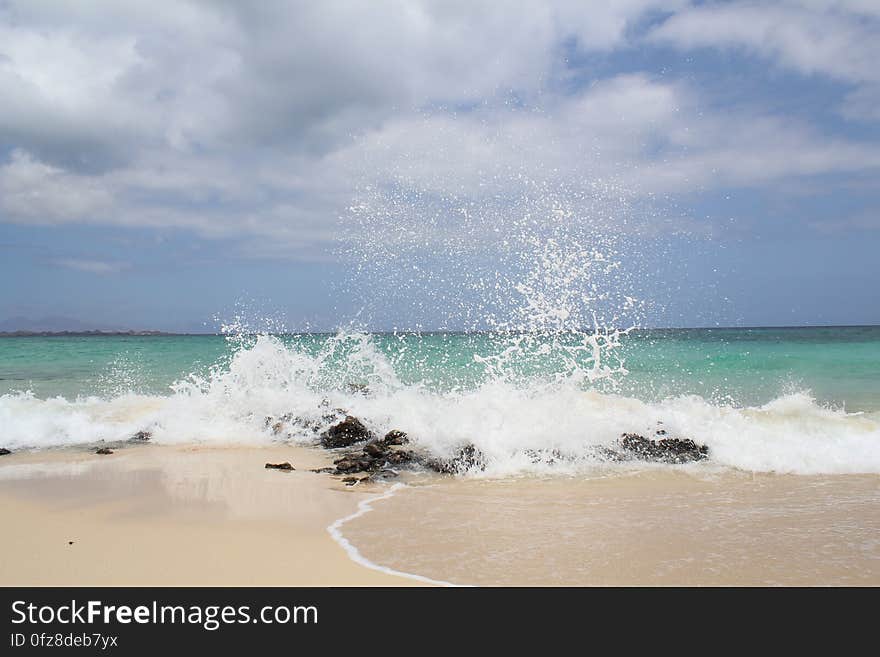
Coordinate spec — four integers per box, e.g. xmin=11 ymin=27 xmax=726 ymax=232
xmin=131 ymin=431 xmax=152 ymax=442
xmin=593 ymin=446 xmax=628 ymax=462
xmin=385 ymin=449 xmax=415 ymax=466
xmin=383 ymin=430 xmax=409 ymax=445
xmin=266 ymin=413 xmax=318 ymax=436
xmin=68 ymin=541 xmax=74 ymax=546
xmin=0 ymin=448 xmax=11 ymax=456
xmin=325 ymin=407 xmax=347 ymax=419
xmin=298 ymin=418 xmax=327 ymax=434
xmin=524 ymin=448 xmax=565 ymax=465
xmin=95 ymin=447 xmax=114 ymax=455
xmin=330 ymin=443 xmax=418 ymax=475
xmin=342 ymin=475 xmax=371 ymax=486
xmin=265 ymin=413 xmax=292 ymax=428
xmin=321 ymin=416 xmax=374 ymax=448
xmin=427 ymin=444 xmax=486 ymax=474
xmin=363 ymin=439 xmax=388 ymax=458
xmin=265 ymin=461 xmax=295 ymax=471
xmin=347 ymin=383 xmax=370 ymax=396
xmin=619 ymin=433 xmax=708 ymax=463
xmin=266 ymin=412 xmax=329 ymax=436
xmin=309 ymin=467 xmax=338 ymax=474
xmin=333 ymin=455 xmax=374 ymax=474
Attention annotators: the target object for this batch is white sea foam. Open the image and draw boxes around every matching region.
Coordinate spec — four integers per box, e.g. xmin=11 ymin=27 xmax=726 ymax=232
xmin=2 ymin=333 xmax=879 ymax=476
xmin=327 ymin=483 xmax=461 ymax=586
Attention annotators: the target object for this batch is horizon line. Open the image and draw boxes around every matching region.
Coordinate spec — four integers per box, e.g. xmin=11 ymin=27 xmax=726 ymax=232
xmin=2 ymin=323 xmax=880 ymax=337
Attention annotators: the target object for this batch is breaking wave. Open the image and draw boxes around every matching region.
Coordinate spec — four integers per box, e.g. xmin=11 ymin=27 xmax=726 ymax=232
xmin=2 ymin=331 xmax=879 ymax=476
xmin=4 ymin=171 xmax=878 ymax=477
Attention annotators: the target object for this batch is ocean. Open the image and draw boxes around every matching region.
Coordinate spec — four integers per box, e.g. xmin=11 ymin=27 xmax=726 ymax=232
xmin=1 ymin=327 xmax=880 ymax=475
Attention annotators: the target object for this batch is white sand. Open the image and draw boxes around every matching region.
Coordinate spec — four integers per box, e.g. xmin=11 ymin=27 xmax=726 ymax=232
xmin=0 ymin=445 xmax=421 ymax=586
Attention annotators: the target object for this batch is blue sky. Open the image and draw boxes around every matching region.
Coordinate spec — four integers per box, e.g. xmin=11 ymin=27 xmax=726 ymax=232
xmin=1 ymin=1 xmax=879 ymax=331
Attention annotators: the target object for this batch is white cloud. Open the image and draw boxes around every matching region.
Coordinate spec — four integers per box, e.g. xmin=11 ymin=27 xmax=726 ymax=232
xmin=0 ymin=1 xmax=878 ymax=254
xmin=0 ymin=150 xmax=114 ymax=221
xmin=3 ymin=72 xmax=879 ymax=252
xmin=0 ymin=1 xmax=679 ymax=161
xmin=649 ymin=2 xmax=880 ymax=82
xmin=332 ymin=74 xmax=880 ymax=195
xmin=648 ymin=1 xmax=880 ymax=121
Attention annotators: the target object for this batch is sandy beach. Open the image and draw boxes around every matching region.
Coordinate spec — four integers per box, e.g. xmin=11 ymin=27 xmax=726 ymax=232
xmin=0 ymin=445 xmax=419 ymax=586
xmin=1 ymin=444 xmax=877 ymax=587
xmin=345 ymin=469 xmax=880 ymax=586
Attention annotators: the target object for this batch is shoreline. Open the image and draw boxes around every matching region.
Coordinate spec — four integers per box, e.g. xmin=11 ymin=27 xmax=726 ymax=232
xmin=0 ymin=445 xmax=425 ymax=586
xmin=344 ymin=469 xmax=880 ymax=586
xmin=327 ymin=483 xmax=461 ymax=586
xmin=2 ymin=444 xmax=878 ymax=586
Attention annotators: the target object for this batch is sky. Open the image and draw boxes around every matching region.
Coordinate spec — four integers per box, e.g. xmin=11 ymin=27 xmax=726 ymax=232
xmin=1 ymin=0 xmax=879 ymax=332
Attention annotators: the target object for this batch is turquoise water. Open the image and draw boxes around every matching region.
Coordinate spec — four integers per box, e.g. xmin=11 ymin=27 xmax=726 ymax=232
xmin=2 ymin=327 xmax=880 ymax=474
xmin=2 ymin=327 xmax=879 ymax=410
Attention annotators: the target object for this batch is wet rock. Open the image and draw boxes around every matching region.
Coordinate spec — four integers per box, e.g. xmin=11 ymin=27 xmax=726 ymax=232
xmin=342 ymin=475 xmax=371 ymax=486
xmin=427 ymin=444 xmax=486 ymax=474
xmin=593 ymin=445 xmax=628 ymax=462
xmin=619 ymin=433 xmax=708 ymax=463
xmin=333 ymin=455 xmax=375 ymax=474
xmin=524 ymin=448 xmax=565 ymax=465
xmin=321 ymin=416 xmax=374 ymax=449
xmin=310 ymin=467 xmax=338 ymax=474
xmin=333 ymin=455 xmax=356 ymax=467
xmin=358 ymin=457 xmax=379 ymax=471
xmin=266 ymin=413 xmax=319 ymax=436
xmin=95 ymin=447 xmax=114 ymax=455
xmin=346 ymin=383 xmax=370 ymax=396
xmin=267 ymin=412 xmax=330 ymax=436
xmin=0 ymin=448 xmax=11 ymax=456
xmin=265 ymin=462 xmax=295 ymax=471
xmin=324 ymin=406 xmax=347 ymax=418
xmin=383 ymin=430 xmax=409 ymax=445
xmin=265 ymin=413 xmax=290 ymax=429
xmin=330 ymin=442 xmax=416 ymax=475
xmin=130 ymin=431 xmax=152 ymax=442
xmin=363 ymin=439 xmax=388 ymax=458
xmin=385 ymin=450 xmax=415 ymax=466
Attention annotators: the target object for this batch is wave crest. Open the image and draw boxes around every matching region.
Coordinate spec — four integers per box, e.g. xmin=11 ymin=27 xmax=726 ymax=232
xmin=2 ymin=333 xmax=879 ymax=476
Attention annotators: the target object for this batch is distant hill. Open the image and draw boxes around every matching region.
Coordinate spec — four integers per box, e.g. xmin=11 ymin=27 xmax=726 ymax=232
xmin=0 ymin=329 xmax=172 ymax=337
xmin=0 ymin=316 xmax=173 ymax=336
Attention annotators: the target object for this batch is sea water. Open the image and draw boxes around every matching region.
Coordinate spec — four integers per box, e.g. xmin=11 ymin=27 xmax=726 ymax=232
xmin=1 ymin=326 xmax=879 ymax=475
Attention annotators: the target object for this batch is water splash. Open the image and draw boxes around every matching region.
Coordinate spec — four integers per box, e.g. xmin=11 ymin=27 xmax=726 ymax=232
xmin=3 ymin=148 xmax=877 ymax=475
xmin=2 ymin=332 xmax=880 ymax=475
xmin=342 ymin=170 xmax=652 ymax=393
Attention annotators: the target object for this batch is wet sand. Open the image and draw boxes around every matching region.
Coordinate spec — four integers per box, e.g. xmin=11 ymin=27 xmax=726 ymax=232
xmin=345 ymin=469 xmax=880 ymax=586
xmin=0 ymin=445 xmax=419 ymax=586
xmin=1 ymin=446 xmax=877 ymax=586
